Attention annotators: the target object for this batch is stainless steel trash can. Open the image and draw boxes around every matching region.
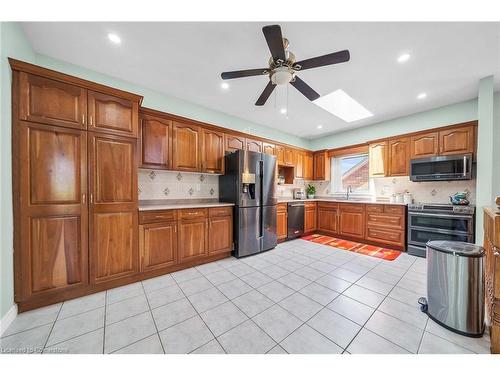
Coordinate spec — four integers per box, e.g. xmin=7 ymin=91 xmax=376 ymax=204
xmin=425 ymin=240 xmax=485 ymax=337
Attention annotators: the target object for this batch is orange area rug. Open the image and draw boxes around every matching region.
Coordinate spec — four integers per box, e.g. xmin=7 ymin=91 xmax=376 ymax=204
xmin=301 ymin=234 xmax=402 ymax=261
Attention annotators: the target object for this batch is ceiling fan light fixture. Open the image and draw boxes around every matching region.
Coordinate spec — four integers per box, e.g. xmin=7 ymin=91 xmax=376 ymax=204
xmin=271 ymin=67 xmax=294 ymax=85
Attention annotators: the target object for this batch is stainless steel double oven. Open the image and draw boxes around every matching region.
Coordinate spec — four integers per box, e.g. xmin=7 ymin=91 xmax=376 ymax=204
xmin=407 ymin=203 xmax=475 ymax=257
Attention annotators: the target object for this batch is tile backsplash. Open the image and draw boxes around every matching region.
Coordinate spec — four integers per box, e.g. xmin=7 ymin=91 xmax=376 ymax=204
xmin=138 ymin=169 xmax=218 ymax=200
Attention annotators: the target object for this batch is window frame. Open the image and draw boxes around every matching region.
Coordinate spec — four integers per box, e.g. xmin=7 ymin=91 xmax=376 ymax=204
xmin=330 ymin=153 xmax=370 ymax=195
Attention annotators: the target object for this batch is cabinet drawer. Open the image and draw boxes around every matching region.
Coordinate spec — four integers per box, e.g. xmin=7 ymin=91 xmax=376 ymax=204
xmin=277 ymin=203 xmax=288 ymax=212
xmin=305 ymin=202 xmax=317 ymax=209
xmin=339 ymin=203 xmax=365 ymax=212
xmin=178 ymin=208 xmax=208 ymax=220
xmin=139 ymin=210 xmax=177 ymax=224
xmin=366 ymin=213 xmax=404 ymax=229
xmin=366 ymin=204 xmax=384 ymax=213
xmin=209 ymin=206 xmax=233 ymax=217
xmin=317 ymin=202 xmax=339 ymax=210
xmin=366 ymin=227 xmax=404 ymax=247
xmin=384 ymin=205 xmax=405 ymax=215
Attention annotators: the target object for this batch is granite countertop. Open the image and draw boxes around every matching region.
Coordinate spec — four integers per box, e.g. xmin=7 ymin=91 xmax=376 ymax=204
xmin=276 ymin=197 xmax=408 ymax=206
xmin=139 ymin=199 xmax=234 ymax=211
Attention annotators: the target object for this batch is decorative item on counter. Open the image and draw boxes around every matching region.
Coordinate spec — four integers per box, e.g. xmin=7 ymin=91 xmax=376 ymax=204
xmin=306 ymin=184 xmax=316 ymax=199
xmin=278 ymin=175 xmax=285 ymax=185
xmin=403 ymin=191 xmax=413 ymax=204
xmin=389 ymin=194 xmax=396 ymax=204
xmin=449 ymin=191 xmax=470 ymax=205
xmin=496 ymin=196 xmax=500 ymax=213
xmin=395 ymin=193 xmax=404 ymax=204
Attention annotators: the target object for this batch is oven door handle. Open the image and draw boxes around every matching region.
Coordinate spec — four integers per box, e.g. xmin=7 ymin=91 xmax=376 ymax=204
xmin=408 ymin=212 xmax=474 ymax=219
xmin=409 ymin=225 xmax=473 ymax=235
xmin=463 ymin=155 xmax=467 ymax=177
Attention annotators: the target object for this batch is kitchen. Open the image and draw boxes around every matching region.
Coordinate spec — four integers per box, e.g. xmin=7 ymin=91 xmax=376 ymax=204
xmin=1 ymin=19 xmax=499 ymax=358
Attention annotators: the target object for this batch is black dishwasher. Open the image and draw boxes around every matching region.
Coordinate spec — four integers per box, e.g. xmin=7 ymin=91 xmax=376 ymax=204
xmin=287 ymin=202 xmax=305 ymax=240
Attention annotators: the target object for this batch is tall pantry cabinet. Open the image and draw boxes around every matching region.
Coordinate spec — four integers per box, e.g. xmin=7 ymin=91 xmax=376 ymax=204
xmin=10 ymin=59 xmax=143 ymax=310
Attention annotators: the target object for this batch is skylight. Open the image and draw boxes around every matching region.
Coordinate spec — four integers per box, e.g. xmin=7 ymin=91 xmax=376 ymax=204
xmin=313 ymin=89 xmax=373 ymax=123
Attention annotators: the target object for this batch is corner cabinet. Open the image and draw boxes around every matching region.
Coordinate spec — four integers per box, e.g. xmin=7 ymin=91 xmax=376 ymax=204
xmin=172 ymin=121 xmax=201 ymax=171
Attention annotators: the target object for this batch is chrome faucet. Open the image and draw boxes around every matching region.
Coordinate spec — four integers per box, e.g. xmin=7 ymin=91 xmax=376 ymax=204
xmin=346 ymin=185 xmax=353 ymax=200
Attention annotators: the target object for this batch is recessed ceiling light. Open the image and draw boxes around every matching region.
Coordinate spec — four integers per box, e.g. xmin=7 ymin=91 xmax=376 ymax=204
xmin=107 ymin=33 xmax=121 ymax=44
xmin=313 ymin=89 xmax=373 ymax=123
xmin=417 ymin=92 xmax=427 ymax=99
xmin=280 ymin=108 xmax=287 ymax=114
xmin=397 ymin=53 xmax=411 ymax=63
xmin=220 ymin=82 xmax=229 ymax=90
xmin=317 ymin=125 xmax=323 ymax=129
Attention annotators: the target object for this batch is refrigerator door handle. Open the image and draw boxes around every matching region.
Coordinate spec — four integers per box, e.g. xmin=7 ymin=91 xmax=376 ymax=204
xmin=259 ymin=160 xmax=264 ymax=239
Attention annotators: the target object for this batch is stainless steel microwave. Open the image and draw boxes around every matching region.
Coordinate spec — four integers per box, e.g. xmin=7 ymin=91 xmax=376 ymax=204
xmin=410 ymin=154 xmax=472 ymax=181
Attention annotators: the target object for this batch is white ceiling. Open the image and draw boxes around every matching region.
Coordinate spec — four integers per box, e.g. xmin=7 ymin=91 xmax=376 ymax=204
xmin=21 ymin=22 xmax=500 ymax=139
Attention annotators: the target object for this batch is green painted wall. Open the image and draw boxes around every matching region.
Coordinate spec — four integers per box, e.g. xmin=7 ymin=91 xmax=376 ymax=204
xmin=0 ymin=22 xmax=36 ymax=319
xmin=309 ymin=99 xmax=478 ymax=151
xmin=492 ymin=94 xmax=500 ymax=204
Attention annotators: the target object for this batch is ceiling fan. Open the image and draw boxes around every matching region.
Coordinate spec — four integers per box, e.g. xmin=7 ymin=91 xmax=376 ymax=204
xmin=221 ymin=24 xmax=350 ymax=106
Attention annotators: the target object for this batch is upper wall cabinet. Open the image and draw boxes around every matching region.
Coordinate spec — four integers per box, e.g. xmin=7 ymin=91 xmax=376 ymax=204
xmin=284 ymin=147 xmax=294 ymax=166
xmin=410 ymin=132 xmax=439 ymax=159
xmin=276 ymin=145 xmax=285 ymax=164
xmin=388 ymin=137 xmax=410 ymax=176
xmin=294 ymin=150 xmax=304 ymax=179
xmin=140 ymin=113 xmax=172 ymax=169
xmin=313 ymin=150 xmax=330 ymax=180
xmin=263 ymin=142 xmax=276 ymax=155
xmin=304 ymin=152 xmax=314 ymax=180
xmin=225 ymin=134 xmax=246 ymax=153
xmin=88 ymin=90 xmax=139 ymax=138
xmin=368 ymin=141 xmax=388 ymax=177
xmin=172 ymin=121 xmax=201 ymax=172
xmin=202 ymin=128 xmax=225 ymax=174
xmin=439 ymin=125 xmax=474 ymax=156
xmin=18 ymin=72 xmax=87 ymax=130
xmin=246 ymin=139 xmax=263 ymax=153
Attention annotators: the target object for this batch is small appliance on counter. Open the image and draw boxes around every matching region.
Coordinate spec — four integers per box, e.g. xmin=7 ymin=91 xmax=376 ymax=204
xmin=293 ymin=188 xmax=305 ymax=200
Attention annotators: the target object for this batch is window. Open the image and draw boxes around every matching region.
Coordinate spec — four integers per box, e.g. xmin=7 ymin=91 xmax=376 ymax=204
xmin=331 ymin=154 xmax=369 ymax=194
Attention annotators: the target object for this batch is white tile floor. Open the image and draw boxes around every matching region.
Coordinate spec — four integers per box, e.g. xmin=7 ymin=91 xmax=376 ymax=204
xmin=0 ymin=239 xmax=491 ymax=354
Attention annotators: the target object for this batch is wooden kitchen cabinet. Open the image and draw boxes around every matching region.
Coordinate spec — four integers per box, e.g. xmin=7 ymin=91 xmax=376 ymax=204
xmin=246 ymin=139 xmax=263 ymax=153
xmin=88 ymin=132 xmax=139 ymax=283
xmin=16 ymin=122 xmax=88 ymax=300
xmin=172 ymin=121 xmax=201 ymax=171
xmin=388 ymin=137 xmax=410 ymax=176
xmin=339 ymin=203 xmax=365 ymax=239
xmin=317 ymin=203 xmax=338 ymax=235
xmin=224 ymin=134 xmax=246 ymax=153
xmin=304 ymin=202 xmax=317 ymax=233
xmin=277 ymin=203 xmax=288 ymax=240
xmin=276 ymin=145 xmax=285 ymax=164
xmin=369 ymin=141 xmax=388 ymax=177
xmin=18 ymin=72 xmax=87 ymax=130
xmin=439 ymin=125 xmax=474 ymax=155
xmin=294 ymin=151 xmax=304 ymax=179
xmin=410 ymin=132 xmax=439 ymax=159
xmin=140 ymin=221 xmax=177 ymax=272
xmin=178 ymin=216 xmax=208 ymax=263
xmin=202 ymin=128 xmax=224 ymax=174
xmin=284 ymin=147 xmax=294 ymax=166
xmin=208 ymin=207 xmax=233 ymax=255
xmin=263 ymin=142 xmax=276 ymax=155
xmin=365 ymin=204 xmax=406 ymax=249
xmin=140 ymin=113 xmax=172 ymax=169
xmin=313 ymin=150 xmax=330 ymax=180
xmin=88 ymin=90 xmax=139 ymax=138
xmin=304 ymin=152 xmax=314 ymax=180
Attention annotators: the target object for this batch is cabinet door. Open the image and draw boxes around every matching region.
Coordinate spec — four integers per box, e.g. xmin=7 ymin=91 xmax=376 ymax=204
xmin=88 ymin=90 xmax=139 ymax=138
xmin=209 ymin=216 xmax=233 ymax=255
xmin=140 ymin=114 xmax=172 ymax=169
xmin=276 ymin=145 xmax=285 ymax=164
xmin=247 ymin=139 xmax=263 ymax=153
xmin=339 ymin=209 xmax=365 ymax=239
xmin=388 ymin=137 xmax=410 ymax=176
xmin=313 ymin=151 xmax=330 ymax=180
xmin=304 ymin=205 xmax=317 ymax=233
xmin=202 ymin=129 xmax=224 ymax=174
xmin=304 ymin=153 xmax=314 ymax=180
xmin=439 ymin=126 xmax=474 ymax=155
xmin=140 ymin=222 xmax=177 ymax=272
xmin=369 ymin=141 xmax=388 ymax=177
xmin=172 ymin=121 xmax=201 ymax=171
xmin=18 ymin=72 xmax=87 ymax=130
xmin=317 ymin=207 xmax=338 ymax=235
xmin=277 ymin=209 xmax=288 ymax=240
xmin=284 ymin=148 xmax=294 ymax=165
xmin=178 ymin=219 xmax=208 ymax=263
xmin=89 ymin=132 xmax=138 ymax=283
xmin=410 ymin=132 xmax=439 ymax=159
xmin=225 ymin=134 xmax=246 ymax=153
xmin=263 ymin=142 xmax=276 ymax=155
xmin=295 ymin=151 xmax=304 ymax=179
xmin=17 ymin=123 xmax=88 ymax=299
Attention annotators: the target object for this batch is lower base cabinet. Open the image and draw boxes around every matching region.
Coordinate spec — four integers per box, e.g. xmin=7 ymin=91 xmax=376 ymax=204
xmin=209 ymin=212 xmax=233 ymax=255
xmin=178 ymin=218 xmax=208 ymax=263
xmin=317 ymin=203 xmax=339 ymax=235
xmin=139 ymin=221 xmax=177 ymax=272
xmin=338 ymin=203 xmax=365 ymax=239
xmin=304 ymin=202 xmax=317 ymax=233
xmin=277 ymin=203 xmax=288 ymax=240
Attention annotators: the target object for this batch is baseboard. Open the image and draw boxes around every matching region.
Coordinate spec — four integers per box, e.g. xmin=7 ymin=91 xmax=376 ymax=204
xmin=0 ymin=304 xmax=18 ymax=336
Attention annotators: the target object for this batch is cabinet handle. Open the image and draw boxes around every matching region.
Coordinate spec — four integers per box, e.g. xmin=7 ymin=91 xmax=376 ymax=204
xmin=90 ymin=193 xmax=93 ymax=203
xmin=174 ymin=226 xmax=177 ymax=233
xmin=82 ymin=114 xmax=85 ymax=124
xmin=89 ymin=115 xmax=93 ymax=126
xmin=82 ymin=194 xmax=86 ymax=204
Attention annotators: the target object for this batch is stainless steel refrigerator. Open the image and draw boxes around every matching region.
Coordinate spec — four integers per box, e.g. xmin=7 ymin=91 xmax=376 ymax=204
xmin=219 ymin=149 xmax=277 ymax=257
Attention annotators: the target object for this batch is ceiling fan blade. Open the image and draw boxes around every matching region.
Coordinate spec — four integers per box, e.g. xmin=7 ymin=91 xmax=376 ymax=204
xmin=221 ymin=68 xmax=268 ymax=80
xmin=290 ymin=76 xmax=320 ymax=101
xmin=255 ymin=81 xmax=276 ymax=106
xmin=294 ymin=50 xmax=350 ymax=71
xmin=262 ymin=25 xmax=286 ymax=62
